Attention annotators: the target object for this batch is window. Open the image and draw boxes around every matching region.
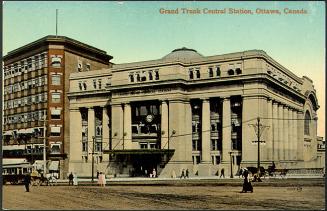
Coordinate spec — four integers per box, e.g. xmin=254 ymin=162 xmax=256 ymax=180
xmin=235 ymin=68 xmax=242 ymax=74
xmin=98 ymin=79 xmax=102 ymax=89
xmin=149 ymin=143 xmax=156 ymax=149
xmin=216 ymin=66 xmax=221 ymax=77
xmin=79 ymin=81 xmax=83 ymax=90
xmin=140 ymin=143 xmax=148 ymax=149
xmin=228 ymin=69 xmax=234 ymax=75
xmin=83 ymin=82 xmax=87 ymax=90
xmin=208 ymin=67 xmax=213 ymax=77
xmin=95 ymin=141 xmax=102 ymax=152
xmin=93 ymin=80 xmax=97 ymax=89
xmin=50 ymin=144 xmax=61 ymax=153
xmin=141 ymin=71 xmax=146 ymax=81
xmin=51 ymin=56 xmax=62 ymax=68
xmin=51 ymin=109 xmax=61 ymax=120
xmin=155 ymin=70 xmax=159 ymax=80
xmin=129 ymin=74 xmax=134 ymax=82
xmin=50 ymin=127 xmax=61 ymax=137
xmin=215 ymin=156 xmax=221 ymax=165
xmin=51 ymin=92 xmax=61 ymax=103
xmin=196 ymin=69 xmax=200 ymax=79
xmin=189 ymin=70 xmax=194 ymax=79
xmin=136 ymin=73 xmax=141 ymax=82
xmin=304 ymin=111 xmax=311 ymax=135
xmin=77 ymin=62 xmax=82 ymax=72
xmin=85 ymin=63 xmax=91 ymax=71
xmin=52 ymin=75 xmax=61 ymax=85
xmin=96 ymin=126 xmax=102 ymax=136
xmin=82 ymin=142 xmax=88 ymax=152
xmin=149 ymin=71 xmax=153 ymax=80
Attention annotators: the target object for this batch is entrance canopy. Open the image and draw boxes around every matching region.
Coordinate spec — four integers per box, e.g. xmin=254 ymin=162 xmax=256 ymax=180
xmin=103 ymin=149 xmax=175 ymax=155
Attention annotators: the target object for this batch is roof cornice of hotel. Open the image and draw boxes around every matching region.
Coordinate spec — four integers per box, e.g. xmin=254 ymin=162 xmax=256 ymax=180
xmin=110 ymin=49 xmax=303 ymax=84
xmin=3 ymin=35 xmax=113 ymax=61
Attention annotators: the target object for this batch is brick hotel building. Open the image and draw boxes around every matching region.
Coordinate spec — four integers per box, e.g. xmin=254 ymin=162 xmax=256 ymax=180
xmin=2 ymin=36 xmax=112 ymax=178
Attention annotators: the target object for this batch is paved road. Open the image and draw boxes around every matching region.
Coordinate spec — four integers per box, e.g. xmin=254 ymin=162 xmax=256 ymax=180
xmin=3 ymin=178 xmax=325 ymax=210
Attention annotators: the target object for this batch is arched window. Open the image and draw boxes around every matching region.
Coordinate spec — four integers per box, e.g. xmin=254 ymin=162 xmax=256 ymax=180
xmin=304 ymin=111 xmax=311 ymax=135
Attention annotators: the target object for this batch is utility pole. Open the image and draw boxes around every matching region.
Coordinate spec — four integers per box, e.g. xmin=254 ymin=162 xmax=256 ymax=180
xmin=249 ymin=117 xmax=268 ymax=180
xmin=56 ymin=9 xmax=58 ymax=37
xmin=91 ymin=136 xmax=95 ymax=182
xmin=43 ymin=116 xmax=47 ymax=177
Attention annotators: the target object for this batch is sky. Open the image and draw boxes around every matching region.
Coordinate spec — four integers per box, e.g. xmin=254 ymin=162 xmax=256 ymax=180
xmin=3 ymin=1 xmax=325 ymax=137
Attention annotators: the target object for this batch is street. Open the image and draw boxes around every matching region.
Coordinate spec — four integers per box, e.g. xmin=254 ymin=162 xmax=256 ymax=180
xmin=2 ymin=178 xmax=325 ymax=210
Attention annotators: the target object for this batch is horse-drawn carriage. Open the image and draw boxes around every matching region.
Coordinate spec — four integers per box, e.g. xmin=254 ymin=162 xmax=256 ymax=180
xmin=30 ymin=170 xmax=57 ymax=186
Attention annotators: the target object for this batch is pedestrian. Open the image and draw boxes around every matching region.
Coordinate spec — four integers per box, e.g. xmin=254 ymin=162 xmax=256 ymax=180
xmin=180 ymin=169 xmax=185 ymax=179
xmin=185 ymin=169 xmax=189 ymax=178
xmin=98 ymin=172 xmax=103 ymax=186
xmin=97 ymin=170 xmax=99 ymax=179
xmin=73 ymin=173 xmax=78 ymax=186
xmin=220 ymin=168 xmax=225 ymax=178
xmin=68 ymin=172 xmax=74 ymax=186
xmin=152 ymin=168 xmax=157 ymax=178
xmin=241 ymin=169 xmax=253 ymax=193
xmin=239 ymin=167 xmax=244 ymax=178
xmin=24 ymin=173 xmax=31 ymax=192
xmin=101 ymin=173 xmax=106 ymax=187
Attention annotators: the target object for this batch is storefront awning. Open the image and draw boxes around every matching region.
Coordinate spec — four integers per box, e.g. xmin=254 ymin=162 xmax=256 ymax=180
xmin=49 ymin=161 xmax=59 ymax=171
xmin=25 ymin=128 xmax=34 ymax=134
xmin=4 ymin=131 xmax=13 ymax=136
xmin=3 ymin=145 xmax=26 ymax=150
xmin=103 ymin=149 xmax=175 ymax=155
xmin=17 ymin=129 xmax=27 ymax=134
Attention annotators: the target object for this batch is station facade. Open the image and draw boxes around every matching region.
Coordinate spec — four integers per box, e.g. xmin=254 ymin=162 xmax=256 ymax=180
xmin=68 ymin=48 xmax=323 ymax=178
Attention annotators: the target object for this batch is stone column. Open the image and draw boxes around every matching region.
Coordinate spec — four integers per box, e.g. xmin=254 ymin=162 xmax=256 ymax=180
xmin=297 ymin=111 xmax=304 ymax=160
xmin=292 ymin=110 xmax=298 ymax=160
xmin=111 ymin=104 xmax=124 ymax=150
xmin=69 ymin=108 xmax=82 ymax=162
xmin=283 ymin=106 xmax=289 ymax=161
xmin=88 ymin=107 xmax=95 ymax=155
xmin=161 ymin=100 xmax=169 ymax=149
xmin=102 ymin=106 xmax=110 ymax=161
xmin=201 ymin=99 xmax=211 ymax=163
xmin=222 ymin=97 xmax=231 ymax=163
xmin=123 ymin=103 xmax=132 ymax=149
xmin=272 ymin=102 xmax=279 ymax=161
xmin=267 ymin=98 xmax=273 ymax=161
xmin=278 ymin=104 xmax=284 ymax=161
xmin=287 ymin=108 xmax=292 ymax=161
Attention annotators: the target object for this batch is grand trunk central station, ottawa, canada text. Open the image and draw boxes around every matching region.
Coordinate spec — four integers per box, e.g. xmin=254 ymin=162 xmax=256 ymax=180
xmin=159 ymin=8 xmax=308 ymax=15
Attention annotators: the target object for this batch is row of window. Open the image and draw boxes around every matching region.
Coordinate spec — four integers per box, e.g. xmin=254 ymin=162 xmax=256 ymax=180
xmin=4 ymin=93 xmax=48 ymax=109
xmin=4 ymin=76 xmax=48 ymax=95
xmin=4 ymin=110 xmax=47 ymax=124
xmin=189 ymin=63 xmax=242 ymax=80
xmin=4 ymin=52 xmax=48 ymax=79
xmin=78 ymin=79 xmax=103 ymax=91
xmin=129 ymin=70 xmax=160 ymax=83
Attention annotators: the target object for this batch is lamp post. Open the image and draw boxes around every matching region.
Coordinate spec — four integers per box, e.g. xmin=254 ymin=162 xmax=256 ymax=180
xmin=229 ymin=151 xmax=233 ymax=178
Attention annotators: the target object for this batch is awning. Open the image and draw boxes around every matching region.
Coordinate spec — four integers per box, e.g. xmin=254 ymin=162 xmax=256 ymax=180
xmin=3 ymin=145 xmax=26 ymax=150
xmin=51 ymin=127 xmax=61 ymax=133
xmin=3 ymin=158 xmax=28 ymax=165
xmin=3 ymin=131 xmax=12 ymax=136
xmin=25 ymin=128 xmax=34 ymax=134
xmin=17 ymin=129 xmax=27 ymax=134
xmin=51 ymin=109 xmax=61 ymax=115
xmin=103 ymin=149 xmax=175 ymax=155
xmin=49 ymin=161 xmax=59 ymax=171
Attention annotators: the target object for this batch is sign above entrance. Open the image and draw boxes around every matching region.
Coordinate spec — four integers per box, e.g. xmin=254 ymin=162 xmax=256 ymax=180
xmin=117 ymin=88 xmax=172 ymax=96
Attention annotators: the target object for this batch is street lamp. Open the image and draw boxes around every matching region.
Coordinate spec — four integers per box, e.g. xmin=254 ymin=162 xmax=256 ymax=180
xmin=229 ymin=151 xmax=233 ymax=178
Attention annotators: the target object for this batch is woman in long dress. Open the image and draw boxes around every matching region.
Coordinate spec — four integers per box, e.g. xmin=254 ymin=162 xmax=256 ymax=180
xmin=102 ymin=173 xmax=106 ymax=187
